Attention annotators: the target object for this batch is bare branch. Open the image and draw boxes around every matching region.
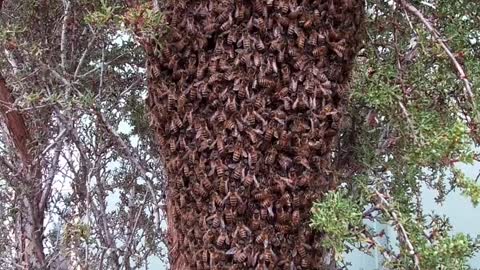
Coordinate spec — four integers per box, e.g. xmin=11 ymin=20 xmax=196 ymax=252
xmin=398 ymin=0 xmax=475 ymax=104
xmin=60 ymin=0 xmax=71 ymax=73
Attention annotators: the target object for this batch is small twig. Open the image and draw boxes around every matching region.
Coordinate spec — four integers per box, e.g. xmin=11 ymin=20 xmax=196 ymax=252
xmin=398 ymin=0 xmax=475 ymax=104
xmin=374 ymin=189 xmax=421 ymax=270
xmin=60 ymin=0 xmax=71 ymax=73
xmin=74 ymin=33 xmax=97 ymax=80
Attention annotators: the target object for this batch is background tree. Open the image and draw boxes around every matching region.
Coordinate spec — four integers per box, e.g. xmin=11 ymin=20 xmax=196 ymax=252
xmin=0 ymin=1 xmax=165 ymax=269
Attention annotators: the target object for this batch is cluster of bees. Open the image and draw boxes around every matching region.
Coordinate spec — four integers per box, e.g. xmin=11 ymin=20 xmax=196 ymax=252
xmin=147 ymin=0 xmax=363 ymax=269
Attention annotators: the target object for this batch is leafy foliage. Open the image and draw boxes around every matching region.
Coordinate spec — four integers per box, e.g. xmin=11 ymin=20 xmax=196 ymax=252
xmin=312 ymin=0 xmax=480 ymax=268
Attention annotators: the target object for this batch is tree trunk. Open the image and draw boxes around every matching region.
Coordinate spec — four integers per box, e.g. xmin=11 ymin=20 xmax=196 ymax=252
xmin=0 ymin=75 xmax=46 ymax=269
xmin=145 ymin=1 xmax=364 ymax=269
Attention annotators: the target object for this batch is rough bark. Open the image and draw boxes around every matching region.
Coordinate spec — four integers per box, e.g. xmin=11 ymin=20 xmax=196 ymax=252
xmin=0 ymin=74 xmax=46 ymax=269
xmin=145 ymin=1 xmax=364 ymax=269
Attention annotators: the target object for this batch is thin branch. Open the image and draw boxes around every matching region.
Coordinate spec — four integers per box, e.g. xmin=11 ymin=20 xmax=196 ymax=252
xmin=74 ymin=33 xmax=97 ymax=79
xmin=398 ymin=0 xmax=475 ymax=104
xmin=60 ymin=0 xmax=71 ymax=73
xmin=374 ymin=189 xmax=421 ymax=270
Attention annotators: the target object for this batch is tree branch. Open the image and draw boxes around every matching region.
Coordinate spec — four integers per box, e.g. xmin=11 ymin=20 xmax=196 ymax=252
xmin=398 ymin=0 xmax=475 ymax=104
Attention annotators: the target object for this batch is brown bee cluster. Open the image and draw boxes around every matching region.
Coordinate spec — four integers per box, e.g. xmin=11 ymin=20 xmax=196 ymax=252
xmin=146 ymin=0 xmax=364 ymax=269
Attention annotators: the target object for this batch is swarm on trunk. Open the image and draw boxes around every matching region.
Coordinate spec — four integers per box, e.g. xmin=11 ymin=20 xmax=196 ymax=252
xmin=146 ymin=0 xmax=364 ymax=269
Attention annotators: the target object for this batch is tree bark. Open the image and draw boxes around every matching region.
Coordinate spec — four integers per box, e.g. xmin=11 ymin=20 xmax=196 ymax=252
xmin=0 ymin=74 xmax=46 ymax=269
xmin=144 ymin=1 xmax=364 ymax=269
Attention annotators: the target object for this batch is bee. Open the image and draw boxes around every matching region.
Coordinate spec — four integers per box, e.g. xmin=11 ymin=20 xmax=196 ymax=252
xmin=234 ymin=250 xmax=247 ymax=263
xmin=256 ymin=18 xmax=266 ymax=33
xmin=253 ymin=0 xmax=264 ymax=15
xmin=254 ymin=95 xmax=264 ymax=109
xmin=277 ymin=193 xmax=291 ymax=207
xmin=255 ymin=230 xmax=268 ymax=245
xmin=234 ymin=4 xmax=246 ymax=20
xmin=219 ymin=177 xmax=228 ymax=194
xmin=202 ymin=229 xmax=215 ymax=245
xmin=224 ymin=118 xmax=236 ymax=130
xmin=169 ymin=121 xmax=179 ymax=134
xmin=301 ymin=258 xmax=310 ymax=268
xmin=294 ymin=57 xmax=308 ymax=71
xmin=313 ymin=46 xmax=327 ymax=58
xmin=258 ymin=77 xmax=275 ymax=88
xmin=226 ymin=96 xmax=237 ymax=113
xmin=242 ymin=34 xmax=252 ymax=50
xmin=202 ymin=177 xmax=213 ymax=190
xmin=297 ymin=32 xmax=306 ymax=49
xmin=201 ymin=250 xmax=209 ymax=263
xmin=292 ymin=195 xmax=301 ymax=207
xmin=168 ymin=139 xmax=176 ymax=153
xmin=243 ymin=173 xmax=254 ymax=187
xmin=276 ymin=224 xmax=290 ymax=234
xmin=228 ymin=191 xmax=242 ymax=207
xmin=265 ymin=149 xmax=277 ymax=165
xmin=260 ymin=207 xmax=268 ymax=220
xmin=167 ymin=94 xmax=176 ymax=111
xmin=278 ymin=48 xmax=286 ymax=63
xmin=215 ymin=160 xmax=226 ymax=177
xmin=297 ymin=243 xmax=308 ymax=258
xmin=232 ymin=144 xmax=243 ymax=162
xmin=238 ymin=225 xmax=251 ymax=239
xmin=276 ymin=0 xmax=289 ymax=13
xmin=248 ymin=148 xmax=259 ymax=165
xmin=256 ymin=38 xmax=266 ymax=51
xmin=224 ymin=208 xmax=235 ymax=224
xmin=287 ymin=23 xmax=297 ymax=36
xmin=193 ymin=183 xmax=207 ymax=198
xmin=216 ymin=137 xmax=225 ymax=155
xmin=216 ymin=231 xmax=228 ymax=247
xmin=276 ymin=206 xmax=288 ymax=224
xmin=292 ymin=209 xmax=301 ymax=226
xmin=251 ymin=210 xmax=262 ymax=230
xmin=233 ymin=165 xmax=244 ymax=180
xmin=227 ymin=30 xmax=237 ymax=45
xmin=262 ymin=248 xmax=274 ymax=263
xmin=238 ymin=86 xmax=250 ymax=100
xmin=220 ymin=17 xmax=233 ymax=32
xmin=240 ymin=53 xmax=252 ymax=66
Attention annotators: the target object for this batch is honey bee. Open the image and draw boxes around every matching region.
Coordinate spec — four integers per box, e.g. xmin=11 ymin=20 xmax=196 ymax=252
xmin=276 ymin=0 xmax=289 ymax=13
xmin=265 ymin=149 xmax=277 ymax=165
xmin=251 ymin=209 xmax=262 ymax=230
xmin=216 ymin=231 xmax=228 ymax=247
xmin=224 ymin=207 xmax=235 ymax=224
xmin=201 ymin=250 xmax=209 ymax=263
xmin=238 ymin=85 xmax=249 ymax=100
xmin=243 ymin=173 xmax=254 ymax=187
xmin=292 ymin=209 xmax=301 ymax=226
xmin=242 ymin=34 xmax=252 ymax=50
xmin=167 ymin=94 xmax=176 ymax=111
xmin=227 ymin=30 xmax=237 ymax=45
xmin=301 ymin=258 xmax=310 ymax=268
xmin=193 ymin=183 xmax=207 ymax=198
xmin=276 ymin=207 xmax=288 ymax=224
xmin=232 ymin=144 xmax=242 ymax=162
xmin=287 ymin=23 xmax=297 ymax=36
xmin=233 ymin=165 xmax=244 ymax=180
xmin=313 ymin=46 xmax=327 ymax=58
xmin=253 ymin=0 xmax=264 ymax=15
xmin=220 ymin=17 xmax=233 ymax=32
xmin=226 ymin=96 xmax=237 ymax=112
xmin=219 ymin=177 xmax=228 ymax=194
xmin=258 ymin=77 xmax=275 ymax=88
xmin=238 ymin=225 xmax=251 ymax=239
xmin=255 ymin=230 xmax=268 ymax=245
xmin=216 ymin=160 xmax=226 ymax=177
xmin=234 ymin=250 xmax=247 ymax=263
xmin=224 ymin=118 xmax=235 ymax=130
xmin=260 ymin=207 xmax=268 ymax=220
xmin=256 ymin=38 xmax=265 ymax=51
xmin=297 ymin=33 xmax=306 ymax=50
xmin=228 ymin=191 xmax=242 ymax=207
xmin=253 ymin=95 xmax=264 ymax=109
xmin=262 ymin=248 xmax=275 ymax=263
xmin=202 ymin=177 xmax=213 ymax=190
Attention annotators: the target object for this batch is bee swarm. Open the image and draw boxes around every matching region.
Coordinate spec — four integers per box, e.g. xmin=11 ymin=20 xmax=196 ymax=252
xmin=147 ymin=0 xmax=364 ymax=269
